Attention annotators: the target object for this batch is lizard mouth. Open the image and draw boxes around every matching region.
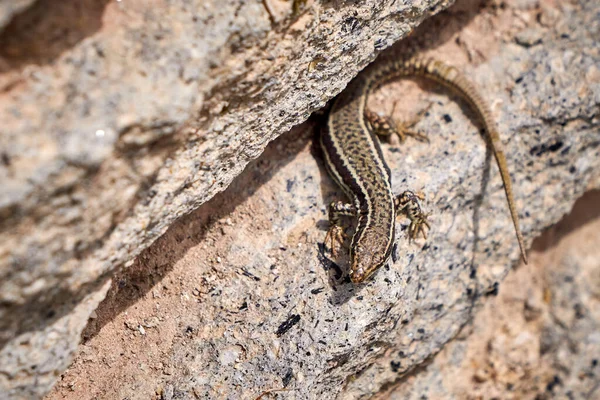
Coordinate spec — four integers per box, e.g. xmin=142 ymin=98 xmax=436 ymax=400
xmin=350 ymin=260 xmax=381 ymax=284
xmin=349 ymin=268 xmax=366 ymax=284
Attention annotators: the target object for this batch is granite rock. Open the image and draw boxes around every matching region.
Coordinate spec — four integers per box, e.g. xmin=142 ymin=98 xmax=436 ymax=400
xmin=380 ymin=192 xmax=600 ymax=399
xmin=44 ymin=0 xmax=600 ymax=398
xmin=0 ymin=0 xmax=453 ymax=398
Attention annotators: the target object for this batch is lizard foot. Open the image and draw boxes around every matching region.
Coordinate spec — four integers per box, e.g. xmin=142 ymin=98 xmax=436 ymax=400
xmin=395 ymin=190 xmax=431 ymax=240
xmin=407 ymin=213 xmax=431 ymax=240
xmin=324 ymin=225 xmax=347 ymax=258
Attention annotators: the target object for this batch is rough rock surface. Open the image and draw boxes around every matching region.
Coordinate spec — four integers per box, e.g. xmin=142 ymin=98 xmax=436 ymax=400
xmin=0 ymin=0 xmax=453 ymax=398
xmin=379 ymin=191 xmax=600 ymax=399
xmin=44 ymin=0 xmax=600 ymax=399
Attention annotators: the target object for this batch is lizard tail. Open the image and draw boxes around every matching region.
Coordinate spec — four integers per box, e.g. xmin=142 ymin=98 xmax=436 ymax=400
xmin=393 ymin=58 xmax=529 ymax=264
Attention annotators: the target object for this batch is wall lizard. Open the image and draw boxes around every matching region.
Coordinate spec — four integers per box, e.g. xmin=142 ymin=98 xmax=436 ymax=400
xmin=320 ymin=57 xmax=528 ymax=284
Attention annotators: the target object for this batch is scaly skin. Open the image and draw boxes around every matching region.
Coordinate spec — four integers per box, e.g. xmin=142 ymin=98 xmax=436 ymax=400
xmin=321 ymin=57 xmax=528 ymax=284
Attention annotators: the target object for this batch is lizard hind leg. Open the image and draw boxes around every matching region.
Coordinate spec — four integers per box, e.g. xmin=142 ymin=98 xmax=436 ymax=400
xmin=395 ymin=190 xmax=431 ymax=240
xmin=364 ymin=101 xmax=431 ymax=144
xmin=324 ymin=201 xmax=356 ymax=257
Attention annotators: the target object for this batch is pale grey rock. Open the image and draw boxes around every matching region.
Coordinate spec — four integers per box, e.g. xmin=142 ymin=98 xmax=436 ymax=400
xmin=0 ymin=281 xmax=110 ymax=400
xmin=0 ymin=0 xmax=453 ymax=398
xmin=47 ymin=0 xmax=600 ymax=398
xmin=382 ymin=192 xmax=600 ymax=400
xmin=515 ymin=27 xmax=544 ymax=47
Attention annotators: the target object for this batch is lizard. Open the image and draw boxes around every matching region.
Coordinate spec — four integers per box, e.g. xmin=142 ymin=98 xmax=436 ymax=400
xmin=320 ymin=57 xmax=528 ymax=284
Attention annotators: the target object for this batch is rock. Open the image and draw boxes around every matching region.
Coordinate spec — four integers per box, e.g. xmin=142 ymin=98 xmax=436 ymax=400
xmin=45 ymin=0 xmax=600 ymax=399
xmin=0 ymin=0 xmax=454 ymax=397
xmin=0 ymin=280 xmax=111 ymax=399
xmin=515 ymin=27 xmax=544 ymax=47
xmin=381 ymin=192 xmax=600 ymax=399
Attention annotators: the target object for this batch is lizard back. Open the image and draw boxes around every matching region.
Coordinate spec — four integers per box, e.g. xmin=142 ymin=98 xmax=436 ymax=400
xmin=321 ymin=75 xmax=397 ymax=279
xmin=321 ymin=57 xmax=528 ymax=283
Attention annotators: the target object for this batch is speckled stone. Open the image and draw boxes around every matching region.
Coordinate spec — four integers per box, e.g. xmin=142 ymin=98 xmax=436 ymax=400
xmin=0 ymin=0 xmax=453 ymax=398
xmin=381 ymin=192 xmax=600 ymax=400
xmin=45 ymin=0 xmax=600 ymax=398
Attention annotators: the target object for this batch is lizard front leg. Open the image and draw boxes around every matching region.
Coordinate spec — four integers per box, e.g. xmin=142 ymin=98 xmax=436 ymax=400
xmin=324 ymin=201 xmax=356 ymax=257
xmin=395 ymin=191 xmax=431 ymax=240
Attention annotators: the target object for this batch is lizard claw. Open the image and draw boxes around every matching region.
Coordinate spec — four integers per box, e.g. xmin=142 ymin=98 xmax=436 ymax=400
xmin=408 ymin=213 xmax=431 ymax=241
xmin=324 ymin=225 xmax=347 ymax=257
xmin=396 ymin=190 xmax=431 ymax=241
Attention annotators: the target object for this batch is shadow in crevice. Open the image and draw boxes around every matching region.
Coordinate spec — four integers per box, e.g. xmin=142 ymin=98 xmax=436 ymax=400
xmin=0 ymin=0 xmax=111 ymax=73
xmin=82 ymin=121 xmax=317 ymax=341
xmin=531 ymin=190 xmax=600 ymax=253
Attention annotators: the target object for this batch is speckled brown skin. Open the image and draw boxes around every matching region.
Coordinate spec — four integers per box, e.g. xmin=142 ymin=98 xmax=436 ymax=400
xmin=321 ymin=57 xmax=528 ymax=284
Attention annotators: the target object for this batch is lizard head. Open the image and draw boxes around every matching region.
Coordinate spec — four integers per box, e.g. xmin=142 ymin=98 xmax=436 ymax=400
xmin=349 ymin=230 xmax=391 ymax=284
